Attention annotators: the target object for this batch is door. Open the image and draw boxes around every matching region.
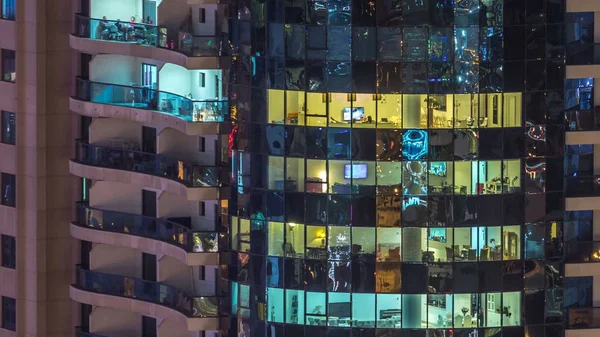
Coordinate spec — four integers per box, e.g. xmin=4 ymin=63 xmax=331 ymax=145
xmin=80 ymin=240 xmax=92 ymax=267
xmin=142 ymin=253 xmax=157 ymax=281
xmin=142 ymin=190 xmax=157 ymax=218
xmin=80 ymin=54 xmax=92 ymax=79
xmin=142 ymin=0 xmax=157 ymax=25
xmin=80 ymin=0 xmax=90 ymax=16
xmin=142 ymin=126 xmax=157 ymax=154
xmin=141 ymin=316 xmax=157 ymax=337
xmin=141 ymin=63 xmax=157 ymax=89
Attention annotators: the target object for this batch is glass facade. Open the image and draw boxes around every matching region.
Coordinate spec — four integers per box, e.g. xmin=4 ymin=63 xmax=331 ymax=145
xmin=224 ymin=1 xmax=566 ymax=336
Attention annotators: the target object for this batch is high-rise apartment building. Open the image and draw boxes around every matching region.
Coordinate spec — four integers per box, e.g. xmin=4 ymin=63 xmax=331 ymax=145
xmin=224 ymin=1 xmax=595 ymax=337
xmin=2 ymin=0 xmax=600 ymax=337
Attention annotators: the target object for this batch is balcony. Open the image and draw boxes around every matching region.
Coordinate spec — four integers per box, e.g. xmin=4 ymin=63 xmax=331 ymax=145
xmin=565 ymin=241 xmax=600 ymax=277
xmin=566 ymin=43 xmax=600 ymax=79
xmin=71 ymin=265 xmax=220 ymax=330
xmin=565 ymin=107 xmax=600 ymax=145
xmin=71 ymin=202 xmax=219 ymax=265
xmin=71 ymin=14 xmax=229 ymax=69
xmin=567 ymin=307 xmax=600 ymax=335
xmin=565 ymin=176 xmax=600 ymax=211
xmin=69 ymin=140 xmax=227 ymax=200
xmin=71 ymin=77 xmax=229 ymax=135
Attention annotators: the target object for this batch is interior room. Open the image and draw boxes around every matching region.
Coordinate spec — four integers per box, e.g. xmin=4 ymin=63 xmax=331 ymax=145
xmin=266 ymin=90 xmax=523 ymax=128
xmin=159 ymin=64 xmax=223 ymax=100
xmin=268 ymin=156 xmax=520 ymax=195
xmin=90 ymin=0 xmax=157 ymax=23
xmin=157 ymin=129 xmax=217 ymax=165
xmin=265 ymin=290 xmax=522 ymax=328
xmin=90 ymin=55 xmax=160 ymax=87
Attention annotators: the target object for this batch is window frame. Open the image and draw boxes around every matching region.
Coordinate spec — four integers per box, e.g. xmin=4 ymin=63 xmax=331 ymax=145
xmin=1 ymin=172 xmax=16 ymax=207
xmin=1 ymin=296 xmax=15 ymax=331
xmin=0 ymin=49 xmax=15 ymax=83
xmin=1 ymin=111 xmax=15 ymax=145
xmin=1 ymin=234 xmax=15 ymax=269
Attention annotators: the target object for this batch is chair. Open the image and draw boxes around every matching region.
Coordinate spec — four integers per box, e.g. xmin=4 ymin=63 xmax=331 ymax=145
xmin=453 ymin=245 xmax=461 ymax=257
xmin=478 ymin=117 xmax=488 ymax=127
xmin=446 ymin=247 xmax=454 ymax=261
xmin=387 ymin=247 xmax=400 ymax=261
xmin=464 ymin=314 xmax=472 ymax=327
xmin=454 ymin=315 xmax=463 ymax=327
xmin=468 ymin=249 xmax=477 ymax=261
xmin=480 ymin=247 xmax=490 ymax=261
xmin=108 ymin=25 xmax=123 ymax=40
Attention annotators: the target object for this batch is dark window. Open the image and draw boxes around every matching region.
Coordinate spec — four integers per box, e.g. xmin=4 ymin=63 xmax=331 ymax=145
xmin=1 ymin=296 xmax=15 ymax=331
xmin=198 ymin=8 xmax=205 ymax=23
xmin=1 ymin=173 xmax=15 ymax=207
xmin=199 ymin=137 xmax=206 ymax=152
xmin=1 ymin=235 xmax=15 ymax=269
xmin=1 ymin=111 xmax=15 ymax=145
xmin=1 ymin=0 xmax=15 ymax=20
xmin=199 ymin=72 xmax=205 ymax=87
xmin=200 ymin=201 xmax=206 ymax=216
xmin=142 ymin=316 xmax=157 ymax=337
xmin=1 ymin=49 xmax=15 ymax=82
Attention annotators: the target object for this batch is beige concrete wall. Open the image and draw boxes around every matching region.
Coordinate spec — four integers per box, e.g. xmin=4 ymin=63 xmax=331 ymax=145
xmin=158 ymin=319 xmax=195 ymax=337
xmin=89 ymin=118 xmax=142 ymax=147
xmin=157 ymin=128 xmax=216 ymax=165
xmin=90 ymin=244 xmax=142 ymax=278
xmin=90 ymin=307 xmax=141 ymax=337
xmin=158 ymin=255 xmax=194 ymax=293
xmin=89 ymin=181 xmax=142 ymax=214
xmin=567 ymin=0 xmax=600 ymax=12
xmin=90 ymin=55 xmax=163 ymax=85
xmin=12 ymin=0 xmax=78 ymax=336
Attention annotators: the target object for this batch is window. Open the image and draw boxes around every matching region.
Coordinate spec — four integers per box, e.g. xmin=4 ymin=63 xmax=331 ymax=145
xmin=1 ymin=111 xmax=15 ymax=145
xmin=1 ymin=235 xmax=14 ymax=269
xmin=199 ymin=72 xmax=206 ymax=87
xmin=1 ymin=296 xmax=15 ymax=331
xmin=1 ymin=50 xmax=15 ymax=82
xmin=1 ymin=0 xmax=15 ymax=20
xmin=199 ymin=8 xmax=206 ymax=23
xmin=199 ymin=137 xmax=206 ymax=152
xmin=1 ymin=173 xmax=15 ymax=207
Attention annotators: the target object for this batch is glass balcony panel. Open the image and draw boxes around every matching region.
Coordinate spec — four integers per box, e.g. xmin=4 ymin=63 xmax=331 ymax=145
xmin=567 ymin=44 xmax=600 ymax=65
xmin=75 ymin=78 xmax=229 ymax=123
xmin=75 ymin=202 xmax=221 ymax=252
xmin=74 ymin=140 xmax=222 ymax=188
xmin=565 ymin=176 xmax=600 ymax=197
xmin=75 ymin=265 xmax=219 ymax=317
xmin=74 ymin=14 xmax=229 ymax=57
xmin=565 ymin=241 xmax=600 ymax=263
xmin=567 ymin=307 xmax=600 ymax=329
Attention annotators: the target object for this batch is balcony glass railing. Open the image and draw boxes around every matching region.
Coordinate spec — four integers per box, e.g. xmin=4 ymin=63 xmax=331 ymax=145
xmin=565 ymin=241 xmax=600 ymax=263
xmin=567 ymin=307 xmax=600 ymax=329
xmin=74 ymin=140 xmax=225 ymax=188
xmin=74 ymin=14 xmax=229 ymax=57
xmin=567 ymin=43 xmax=600 ymax=65
xmin=75 ymin=77 xmax=229 ymax=123
xmin=566 ymin=106 xmax=600 ymax=131
xmin=565 ymin=176 xmax=600 ymax=198
xmin=75 ymin=202 xmax=218 ymax=253
xmin=75 ymin=265 xmax=219 ymax=317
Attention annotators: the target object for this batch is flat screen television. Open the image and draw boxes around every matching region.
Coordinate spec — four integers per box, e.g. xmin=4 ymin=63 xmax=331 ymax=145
xmin=328 ymin=302 xmax=351 ymax=318
xmin=430 ymin=162 xmax=447 ymax=177
xmin=344 ymin=164 xmax=368 ymax=179
xmin=343 ymin=107 xmax=365 ymax=121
